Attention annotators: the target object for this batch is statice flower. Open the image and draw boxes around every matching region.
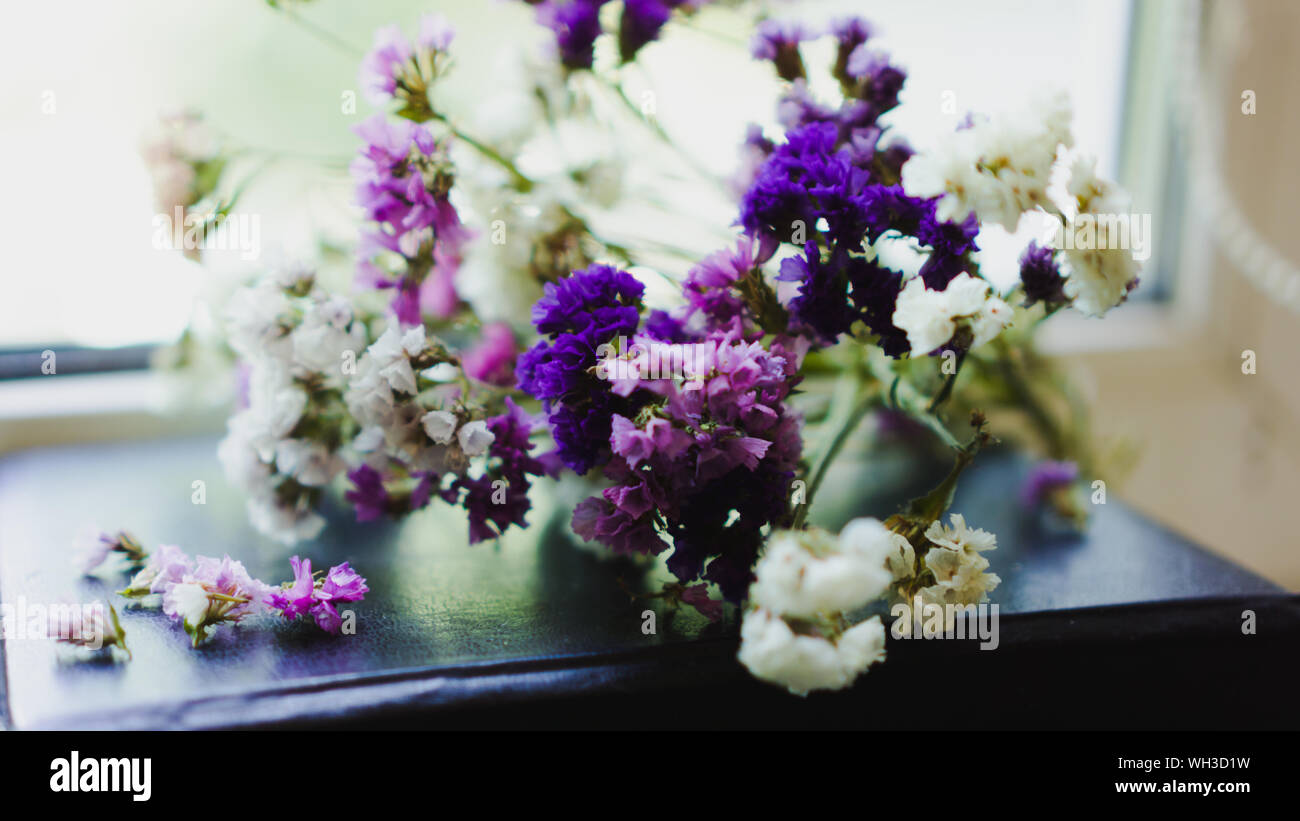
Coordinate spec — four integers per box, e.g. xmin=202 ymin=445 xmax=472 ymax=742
xmin=534 ymin=0 xmax=606 ymax=69
xmin=352 ymin=114 xmax=472 ymax=325
xmin=266 ymin=556 xmax=370 ymax=634
xmin=572 ymin=331 xmax=805 ymax=602
xmin=1058 ymin=156 xmax=1142 ymax=316
xmin=139 ymin=110 xmax=224 ymax=260
xmin=360 ymin=14 xmax=455 ymax=114
xmin=748 ymin=519 xmax=899 ymax=618
xmin=528 ymin=0 xmax=713 ymax=68
xmin=739 ymin=609 xmax=886 ymax=697
xmin=52 ymin=602 xmax=131 ymax=659
xmin=1021 ymin=459 xmax=1080 ymax=508
xmin=890 ymin=513 xmax=1001 ymax=624
xmin=444 ymin=397 xmax=550 ymax=544
xmin=892 ymin=272 xmax=1012 ymax=356
xmin=1018 ymin=241 xmax=1069 ymax=307
xmin=75 ymin=529 xmax=148 ymax=575
xmin=902 ymin=92 xmax=1074 ymax=230
xmin=750 ymin=19 xmax=818 ymax=82
xmin=119 ymin=543 xmax=193 ymax=598
xmin=460 ymin=322 xmax=518 ymax=387
xmin=516 ymin=263 xmax=647 ymax=474
xmin=161 ymin=555 xmax=275 ymax=647
xmin=219 ymin=269 xmax=367 ymax=544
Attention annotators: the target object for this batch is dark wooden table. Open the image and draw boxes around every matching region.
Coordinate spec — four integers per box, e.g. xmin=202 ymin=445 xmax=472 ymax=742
xmin=1 ymin=435 xmax=1295 ymax=729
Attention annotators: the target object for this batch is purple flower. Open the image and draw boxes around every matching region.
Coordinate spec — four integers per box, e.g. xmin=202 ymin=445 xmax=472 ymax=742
xmin=359 ymin=24 xmax=414 ymax=104
xmin=831 ymin=17 xmax=873 ymax=84
xmin=345 ymin=464 xmax=390 ymax=522
xmin=1021 ymin=460 xmax=1080 ymax=508
xmin=312 ymin=601 xmax=343 ymax=634
xmin=360 ymin=14 xmax=455 ymax=106
xmin=750 ymin=19 xmax=816 ymax=81
xmin=319 ymin=561 xmax=370 ymax=603
xmin=535 ymin=0 xmax=608 ymax=70
xmin=267 ymin=556 xmax=369 ymax=634
xmin=351 ymin=113 xmax=468 ymax=325
xmin=571 ymin=333 xmax=804 ymax=603
xmin=619 ymin=0 xmax=672 ymax=62
xmin=267 ymin=555 xmax=317 ymax=620
xmin=679 ymin=583 xmax=724 ymax=622
xmin=516 ymin=264 xmax=648 ymax=474
xmin=1019 ymin=242 xmax=1069 ymax=307
xmin=845 ymin=47 xmax=906 ymax=114
xmin=447 ymin=397 xmax=549 ymax=543
xmin=462 ymin=322 xmax=518 ymax=386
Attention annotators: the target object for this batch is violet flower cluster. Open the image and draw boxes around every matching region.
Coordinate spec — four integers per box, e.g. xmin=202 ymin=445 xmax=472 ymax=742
xmin=352 ymin=113 xmax=472 ymax=326
xmin=739 ymin=20 xmax=986 ymax=358
xmin=519 ymin=252 xmax=806 ymax=604
xmin=524 ymin=0 xmax=716 ymax=69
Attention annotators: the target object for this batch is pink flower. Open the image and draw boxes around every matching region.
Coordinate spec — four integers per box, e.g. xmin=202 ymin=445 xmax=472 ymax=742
xmin=461 ymin=322 xmax=517 ymax=386
xmin=680 ymin=584 xmax=724 ymax=622
xmin=266 ymin=556 xmax=317 ymax=620
xmin=319 ymin=562 xmax=369 ymax=602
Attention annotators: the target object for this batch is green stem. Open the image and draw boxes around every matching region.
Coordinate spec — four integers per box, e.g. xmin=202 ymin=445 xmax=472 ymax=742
xmin=992 ymin=336 xmax=1067 ymax=459
xmin=276 ymin=5 xmax=366 ymax=58
xmin=436 ymin=118 xmax=535 ymax=192
xmin=792 ymin=377 xmax=879 ymax=529
xmin=926 ymin=349 xmax=967 ymax=414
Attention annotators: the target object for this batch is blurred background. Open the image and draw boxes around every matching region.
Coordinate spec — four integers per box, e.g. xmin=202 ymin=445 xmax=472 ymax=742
xmin=0 ymin=0 xmax=1295 ymax=588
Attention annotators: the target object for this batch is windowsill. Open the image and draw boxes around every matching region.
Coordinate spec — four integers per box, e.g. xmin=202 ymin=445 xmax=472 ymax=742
xmin=0 ymin=371 xmax=228 ymax=456
xmin=1035 ymin=300 xmax=1195 ymax=355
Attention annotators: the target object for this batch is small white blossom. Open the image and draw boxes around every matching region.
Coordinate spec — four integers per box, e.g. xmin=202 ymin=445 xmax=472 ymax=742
xmin=909 ymin=514 xmax=1002 ymax=612
xmin=749 ymin=522 xmax=895 ymax=619
xmin=456 ymin=419 xmax=495 ymax=457
xmin=903 ymin=92 xmax=1073 ymax=231
xmin=1059 ymin=156 xmax=1142 ymax=317
xmin=246 ymin=497 xmax=326 ymax=546
xmin=274 ymin=439 xmax=343 ymax=487
xmin=421 ymin=410 xmax=458 ymax=444
xmin=892 ymin=272 xmax=1012 ymax=355
xmin=738 ymin=609 xmax=886 ymax=696
xmin=163 ymin=583 xmax=211 ymax=631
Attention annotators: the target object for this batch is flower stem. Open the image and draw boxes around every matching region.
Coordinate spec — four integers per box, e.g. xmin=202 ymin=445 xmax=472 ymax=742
xmin=792 ymin=376 xmax=879 ymax=529
xmin=435 ymin=117 xmax=535 ymax=192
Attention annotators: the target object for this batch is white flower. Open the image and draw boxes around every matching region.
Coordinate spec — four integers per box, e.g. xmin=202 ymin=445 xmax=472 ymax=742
xmin=245 ymin=497 xmax=326 ymax=546
xmin=1059 ymin=156 xmax=1142 ymax=317
xmin=365 ymin=325 xmax=427 ymax=396
xmin=291 ymin=296 xmax=365 ymax=377
xmin=225 ymin=279 xmax=293 ymax=363
xmin=421 ymin=410 xmax=458 ymax=444
xmin=352 ymin=425 xmax=386 ymax=453
xmin=915 ymin=513 xmax=1001 ymax=607
xmin=892 ymin=272 xmax=1012 ymax=355
xmin=903 ymin=91 xmax=1073 ymax=231
xmin=274 ymin=439 xmax=343 ymax=487
xmin=738 ymin=609 xmax=886 ymax=696
xmin=163 ymin=583 xmax=211 ymax=630
xmin=750 ymin=524 xmax=894 ymax=619
xmin=456 ymin=419 xmax=495 ymax=457
xmin=217 ymin=413 xmax=274 ymax=491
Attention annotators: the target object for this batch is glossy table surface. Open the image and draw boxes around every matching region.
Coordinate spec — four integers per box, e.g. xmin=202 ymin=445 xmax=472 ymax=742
xmin=0 ymin=435 xmax=1294 ymax=729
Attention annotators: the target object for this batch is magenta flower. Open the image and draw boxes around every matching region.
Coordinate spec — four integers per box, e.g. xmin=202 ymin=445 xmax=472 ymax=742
xmin=266 ymin=555 xmax=317 ymax=620
xmin=267 ymin=556 xmax=369 ymax=634
xmin=461 ymin=322 xmax=518 ymax=387
xmin=319 ymin=561 xmax=370 ymax=602
xmin=680 ymin=584 xmax=724 ymax=623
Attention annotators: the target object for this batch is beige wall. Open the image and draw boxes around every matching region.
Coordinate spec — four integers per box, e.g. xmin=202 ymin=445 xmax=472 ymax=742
xmin=1055 ymin=0 xmax=1299 ymax=590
